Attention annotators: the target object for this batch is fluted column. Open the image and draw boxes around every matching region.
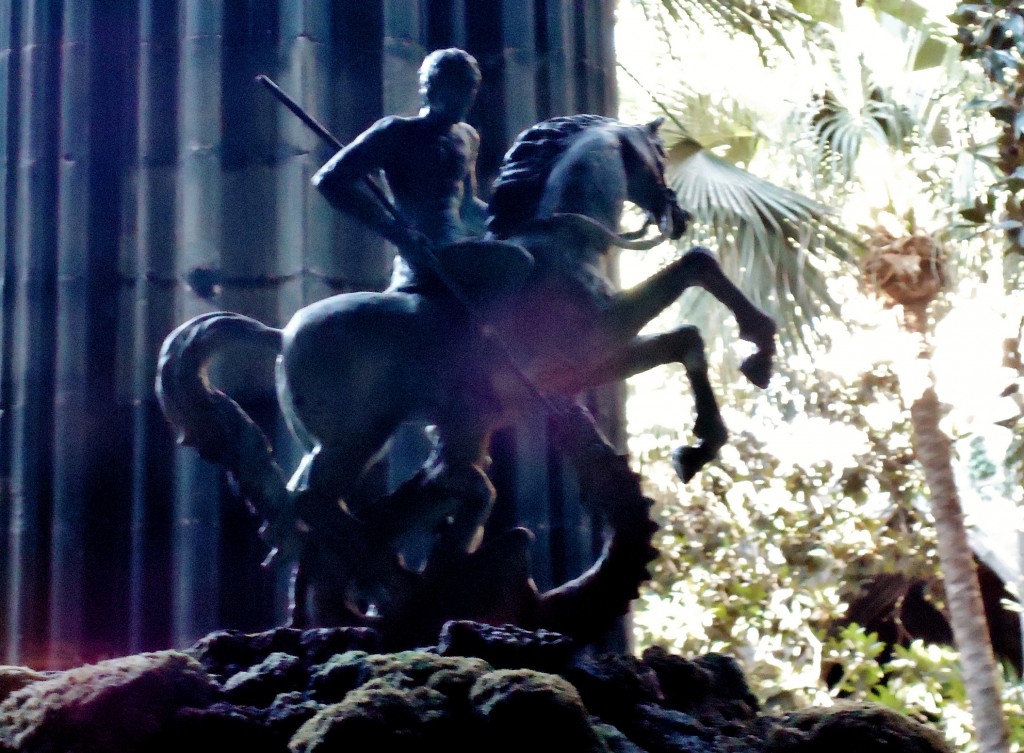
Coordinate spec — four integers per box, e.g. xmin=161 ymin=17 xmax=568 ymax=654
xmin=5 ymin=0 xmax=61 ymax=666
xmin=127 ymin=0 xmax=179 ymax=655
xmin=169 ymin=0 xmax=227 ymax=650
xmin=48 ymin=0 xmax=94 ymax=670
xmin=0 ymin=0 xmax=12 ymax=655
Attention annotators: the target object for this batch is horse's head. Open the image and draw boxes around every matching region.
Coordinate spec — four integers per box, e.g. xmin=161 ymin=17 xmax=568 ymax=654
xmin=619 ymin=117 xmax=690 ymax=241
xmin=488 ymin=114 xmax=690 ymax=244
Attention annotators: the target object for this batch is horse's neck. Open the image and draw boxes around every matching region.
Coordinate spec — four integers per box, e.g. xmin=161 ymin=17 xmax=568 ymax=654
xmin=535 ymin=127 xmax=626 ymax=236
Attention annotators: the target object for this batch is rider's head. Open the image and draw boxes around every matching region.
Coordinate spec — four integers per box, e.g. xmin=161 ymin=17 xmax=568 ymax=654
xmin=419 ymin=48 xmax=481 ymax=122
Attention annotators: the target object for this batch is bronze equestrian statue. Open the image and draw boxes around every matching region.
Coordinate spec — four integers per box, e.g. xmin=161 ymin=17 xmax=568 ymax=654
xmin=156 ymin=49 xmax=776 ymax=648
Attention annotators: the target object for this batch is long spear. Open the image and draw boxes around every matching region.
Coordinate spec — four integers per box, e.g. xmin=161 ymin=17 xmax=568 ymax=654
xmin=255 ymin=74 xmax=399 ymax=223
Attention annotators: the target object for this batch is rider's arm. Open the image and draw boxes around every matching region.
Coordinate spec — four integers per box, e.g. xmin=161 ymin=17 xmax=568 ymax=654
xmin=312 ymin=117 xmax=426 ymax=254
xmin=458 ymin=124 xmax=489 ymax=237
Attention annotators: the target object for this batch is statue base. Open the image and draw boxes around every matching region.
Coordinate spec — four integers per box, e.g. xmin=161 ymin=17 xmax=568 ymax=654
xmin=0 ymin=621 xmax=953 ymax=753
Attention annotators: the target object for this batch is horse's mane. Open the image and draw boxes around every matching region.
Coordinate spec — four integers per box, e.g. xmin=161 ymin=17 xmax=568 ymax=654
xmin=487 ymin=114 xmax=616 ymax=237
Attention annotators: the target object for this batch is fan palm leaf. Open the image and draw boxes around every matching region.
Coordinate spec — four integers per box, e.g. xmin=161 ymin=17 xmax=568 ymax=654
xmin=662 ymin=129 xmax=860 ymax=353
xmin=618 ymin=61 xmax=860 ymax=353
xmin=808 ymin=66 xmax=915 ymax=181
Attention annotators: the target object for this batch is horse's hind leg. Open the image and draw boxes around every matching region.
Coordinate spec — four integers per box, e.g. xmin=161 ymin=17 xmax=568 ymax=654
xmin=286 ymin=431 xmax=401 ymax=627
xmin=560 ymin=325 xmax=727 ymax=481
xmin=418 ymin=416 xmax=497 ymax=574
xmin=604 ymin=247 xmax=777 ymax=388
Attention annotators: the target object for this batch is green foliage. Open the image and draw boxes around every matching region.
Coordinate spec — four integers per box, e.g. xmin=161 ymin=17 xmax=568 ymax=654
xmin=628 ymin=356 xmax=1024 ymax=749
xmin=822 ymin=624 xmax=887 ymax=697
xmin=620 ymin=4 xmax=1024 ymax=749
xmin=869 ymin=642 xmax=1024 ymax=750
xmin=954 ymin=1 xmax=1024 ymax=259
xmin=631 ymin=361 xmax=936 ymax=704
xmin=617 ymin=7 xmax=863 ymax=354
xmin=809 ymin=73 xmax=915 ymax=181
xmin=637 ymin=0 xmax=813 ymax=63
xmin=620 ymin=0 xmax=995 ymax=352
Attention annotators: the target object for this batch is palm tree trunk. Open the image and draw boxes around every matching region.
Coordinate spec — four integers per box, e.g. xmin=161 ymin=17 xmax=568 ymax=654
xmin=1018 ymin=527 xmax=1024 ymax=674
xmin=904 ymin=306 xmax=1010 ymax=753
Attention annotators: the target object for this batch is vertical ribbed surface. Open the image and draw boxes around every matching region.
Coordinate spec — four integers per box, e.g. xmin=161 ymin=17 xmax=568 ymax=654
xmin=383 ymin=1 xmax=424 ymax=118
xmin=0 ymin=0 xmax=14 ymax=656
xmin=6 ymin=0 xmax=61 ymax=666
xmin=48 ymin=0 xmax=92 ymax=669
xmin=171 ymin=0 xmax=225 ymax=650
xmin=128 ymin=0 xmax=179 ymax=655
xmin=536 ymin=0 xmax=576 ymax=117
xmin=0 ymin=0 xmax=617 ymax=666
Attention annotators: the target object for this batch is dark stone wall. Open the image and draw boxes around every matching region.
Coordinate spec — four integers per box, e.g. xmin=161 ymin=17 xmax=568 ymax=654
xmin=0 ymin=0 xmax=619 ymax=668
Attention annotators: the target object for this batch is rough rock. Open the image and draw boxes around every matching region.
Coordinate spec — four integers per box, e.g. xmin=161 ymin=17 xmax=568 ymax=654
xmin=469 ymin=668 xmax=605 ymax=753
xmin=221 ymin=651 xmax=307 ymax=706
xmin=0 ymin=667 xmax=49 ymax=705
xmin=289 ymin=680 xmax=451 ymax=752
xmin=759 ymin=703 xmax=954 ymax=753
xmin=437 ymin=620 xmax=577 ymax=673
xmin=188 ymin=626 xmax=380 ymax=681
xmin=0 ymin=622 xmax=954 ymax=753
xmin=0 ymin=650 xmax=216 ymax=753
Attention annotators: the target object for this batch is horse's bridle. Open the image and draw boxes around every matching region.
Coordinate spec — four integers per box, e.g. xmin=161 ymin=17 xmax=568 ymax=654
xmin=540 ymin=212 xmax=671 ymax=251
xmin=613 ymin=184 xmax=691 ymax=249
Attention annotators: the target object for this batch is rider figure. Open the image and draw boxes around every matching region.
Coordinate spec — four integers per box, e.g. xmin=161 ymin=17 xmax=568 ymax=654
xmin=309 ymin=47 xmax=621 ymax=570
xmin=311 ymin=48 xmax=538 ymax=567
xmin=313 ymin=47 xmax=525 ymax=295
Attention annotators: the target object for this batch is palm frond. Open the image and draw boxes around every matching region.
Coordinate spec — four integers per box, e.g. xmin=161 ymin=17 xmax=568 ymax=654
xmin=807 ymin=70 xmax=915 ymax=180
xmin=618 ymin=62 xmax=763 ymax=164
xmin=619 ymin=54 xmax=860 ymax=352
xmin=668 ymin=147 xmax=861 ymax=353
xmin=633 ymin=0 xmax=816 ymax=62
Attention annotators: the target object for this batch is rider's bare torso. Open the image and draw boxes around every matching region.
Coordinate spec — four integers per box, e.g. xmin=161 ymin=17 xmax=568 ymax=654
xmin=313 ymin=48 xmax=532 ymax=315
xmin=378 ymin=117 xmax=479 ymax=245
xmin=317 ymin=112 xmax=481 ymax=236
xmin=313 ymin=106 xmax=537 ymax=300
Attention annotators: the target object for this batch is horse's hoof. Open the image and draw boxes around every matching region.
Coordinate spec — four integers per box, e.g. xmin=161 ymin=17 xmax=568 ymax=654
xmin=671 ymin=444 xmax=714 ymax=482
xmin=738 ymin=313 xmax=778 ymax=363
xmin=740 ymin=351 xmax=773 ymax=389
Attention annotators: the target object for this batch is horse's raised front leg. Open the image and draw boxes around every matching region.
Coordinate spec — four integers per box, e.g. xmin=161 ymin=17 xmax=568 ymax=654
xmin=603 ymin=247 xmax=777 ymax=388
xmin=549 ymin=325 xmax=727 ymax=481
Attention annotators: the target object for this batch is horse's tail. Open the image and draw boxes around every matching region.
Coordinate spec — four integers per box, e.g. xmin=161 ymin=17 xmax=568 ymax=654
xmin=156 ymin=312 xmax=291 ymax=537
xmin=535 ymin=413 xmax=659 ymax=643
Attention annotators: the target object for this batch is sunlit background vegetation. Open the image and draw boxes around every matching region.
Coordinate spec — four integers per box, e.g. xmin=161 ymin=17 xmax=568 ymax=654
xmin=614 ymin=1 xmax=1024 ymax=749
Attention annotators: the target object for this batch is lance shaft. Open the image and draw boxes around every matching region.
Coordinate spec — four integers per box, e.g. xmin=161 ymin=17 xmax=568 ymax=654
xmin=255 ymin=74 xmax=400 ymax=224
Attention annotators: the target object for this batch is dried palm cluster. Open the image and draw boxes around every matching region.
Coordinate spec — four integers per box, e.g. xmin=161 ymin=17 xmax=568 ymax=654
xmin=861 ymin=229 xmax=945 ymax=307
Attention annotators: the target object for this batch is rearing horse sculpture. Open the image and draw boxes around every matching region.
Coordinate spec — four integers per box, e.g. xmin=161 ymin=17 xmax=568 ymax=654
xmin=156 ymin=114 xmax=777 ymax=645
